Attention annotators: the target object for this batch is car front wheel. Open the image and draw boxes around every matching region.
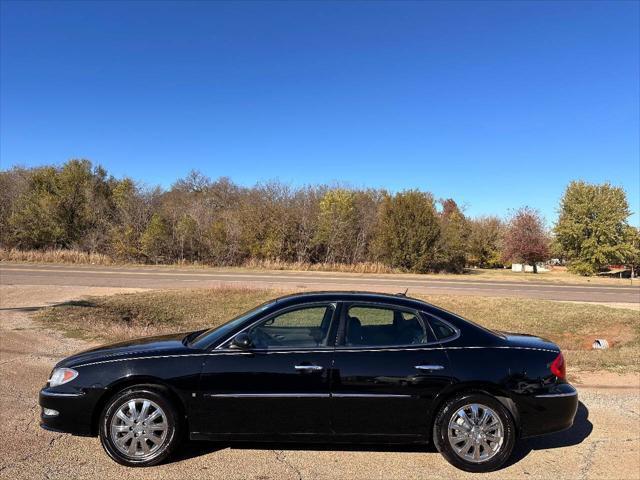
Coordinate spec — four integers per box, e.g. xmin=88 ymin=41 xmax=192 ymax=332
xmin=99 ymin=387 xmax=181 ymax=467
xmin=433 ymin=393 xmax=516 ymax=472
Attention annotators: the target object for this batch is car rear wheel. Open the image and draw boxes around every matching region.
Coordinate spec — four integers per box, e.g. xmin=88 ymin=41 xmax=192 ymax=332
xmin=99 ymin=387 xmax=181 ymax=467
xmin=433 ymin=393 xmax=515 ymax=472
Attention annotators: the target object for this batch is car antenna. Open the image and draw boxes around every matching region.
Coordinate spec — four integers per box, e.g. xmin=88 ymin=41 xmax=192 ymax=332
xmin=397 ymin=288 xmax=409 ymax=297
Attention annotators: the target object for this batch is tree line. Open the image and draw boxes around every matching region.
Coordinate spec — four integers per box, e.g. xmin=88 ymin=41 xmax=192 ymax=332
xmin=1 ymin=159 xmax=638 ymax=274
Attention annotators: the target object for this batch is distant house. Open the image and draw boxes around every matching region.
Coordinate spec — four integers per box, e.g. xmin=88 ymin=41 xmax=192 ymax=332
xmin=597 ymin=266 xmax=635 ymax=278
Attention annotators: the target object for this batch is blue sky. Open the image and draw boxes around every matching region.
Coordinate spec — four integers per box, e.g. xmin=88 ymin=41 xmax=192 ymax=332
xmin=1 ymin=1 xmax=638 ymax=225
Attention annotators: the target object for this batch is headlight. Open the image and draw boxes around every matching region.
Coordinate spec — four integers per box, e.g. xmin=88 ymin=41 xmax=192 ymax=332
xmin=48 ymin=368 xmax=78 ymax=387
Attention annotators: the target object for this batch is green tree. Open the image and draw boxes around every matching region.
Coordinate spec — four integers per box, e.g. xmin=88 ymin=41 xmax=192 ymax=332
xmin=8 ymin=167 xmax=64 ymax=248
xmin=468 ymin=216 xmax=504 ymax=268
xmin=626 ymin=226 xmax=640 ymax=277
xmin=141 ymin=214 xmax=170 ymax=263
xmin=315 ymin=189 xmax=360 ymax=263
xmin=435 ymin=199 xmax=470 ymax=273
xmin=0 ymin=167 xmax=31 ymax=245
xmin=375 ymin=190 xmax=440 ymax=272
xmin=175 ymin=214 xmax=198 ymax=261
xmin=205 ymin=219 xmax=231 ymax=263
xmin=7 ymin=160 xmax=115 ymax=251
xmin=108 ymin=178 xmax=155 ymax=261
xmin=554 ymin=181 xmax=636 ymax=275
xmin=235 ymin=182 xmax=290 ymax=261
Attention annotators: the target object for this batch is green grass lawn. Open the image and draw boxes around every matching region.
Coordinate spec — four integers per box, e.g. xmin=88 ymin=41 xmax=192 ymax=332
xmin=36 ymin=287 xmax=640 ymax=373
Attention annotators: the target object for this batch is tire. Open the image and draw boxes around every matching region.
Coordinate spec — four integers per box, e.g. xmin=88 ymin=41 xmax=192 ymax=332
xmin=433 ymin=392 xmax=516 ymax=473
xmin=99 ymin=387 xmax=181 ymax=467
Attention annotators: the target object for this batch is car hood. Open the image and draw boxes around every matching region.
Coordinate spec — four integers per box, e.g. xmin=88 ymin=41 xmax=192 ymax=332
xmin=56 ymin=332 xmax=194 ymax=368
xmin=499 ymin=331 xmax=559 ymax=352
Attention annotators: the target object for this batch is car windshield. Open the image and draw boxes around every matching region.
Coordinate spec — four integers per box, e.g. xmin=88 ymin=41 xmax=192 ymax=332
xmin=188 ymin=300 xmax=276 ymax=348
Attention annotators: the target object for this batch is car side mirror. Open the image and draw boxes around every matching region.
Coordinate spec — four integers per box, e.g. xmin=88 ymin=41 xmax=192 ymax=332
xmin=231 ymin=332 xmax=253 ymax=349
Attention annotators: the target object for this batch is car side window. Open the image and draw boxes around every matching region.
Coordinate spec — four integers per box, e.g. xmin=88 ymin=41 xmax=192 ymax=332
xmin=247 ymin=305 xmax=334 ymax=349
xmin=344 ymin=305 xmax=432 ymax=347
xmin=425 ymin=314 xmax=458 ymax=341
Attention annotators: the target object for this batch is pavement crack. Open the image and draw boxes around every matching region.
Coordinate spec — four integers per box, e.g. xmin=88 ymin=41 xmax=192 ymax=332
xmin=272 ymin=449 xmax=303 ymax=480
xmin=0 ymin=434 xmax=64 ymax=475
xmin=0 ymin=358 xmax=20 ymax=366
xmin=47 ymin=434 xmax=63 ymax=448
xmin=22 ymin=402 xmax=38 ymax=432
xmin=579 ymin=439 xmax=606 ymax=480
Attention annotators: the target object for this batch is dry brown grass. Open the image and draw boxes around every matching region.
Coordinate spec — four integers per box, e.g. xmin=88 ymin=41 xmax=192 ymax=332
xmin=35 ymin=287 xmax=278 ymax=341
xmin=35 ymin=288 xmax=640 ymax=373
xmin=0 ymin=247 xmax=116 ymax=265
xmin=241 ymin=258 xmax=398 ymax=274
xmin=0 ymin=248 xmax=394 ymax=273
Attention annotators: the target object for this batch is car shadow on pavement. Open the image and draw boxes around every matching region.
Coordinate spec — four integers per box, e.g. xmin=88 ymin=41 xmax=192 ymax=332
xmin=171 ymin=440 xmax=435 ymax=464
xmin=0 ymin=299 xmax=97 ymax=313
xmin=171 ymin=402 xmax=591 ymax=468
xmin=0 ymin=305 xmax=46 ymax=312
xmin=504 ymin=401 xmax=593 ymax=468
xmin=0 ymin=299 xmax=96 ymax=312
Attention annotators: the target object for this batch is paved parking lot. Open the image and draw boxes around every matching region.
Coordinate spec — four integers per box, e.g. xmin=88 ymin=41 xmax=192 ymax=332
xmin=1 ymin=285 xmax=639 ymax=480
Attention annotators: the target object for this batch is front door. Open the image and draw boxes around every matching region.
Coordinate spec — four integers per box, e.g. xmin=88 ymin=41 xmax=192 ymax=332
xmin=197 ymin=302 xmax=337 ymax=437
xmin=330 ymin=303 xmax=453 ymax=439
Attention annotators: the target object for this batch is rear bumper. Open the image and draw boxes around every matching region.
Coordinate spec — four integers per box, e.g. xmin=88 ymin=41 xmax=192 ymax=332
xmin=39 ymin=388 xmax=102 ymax=436
xmin=517 ymin=383 xmax=579 ymax=438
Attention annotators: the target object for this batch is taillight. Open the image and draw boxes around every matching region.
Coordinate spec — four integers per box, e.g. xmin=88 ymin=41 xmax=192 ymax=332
xmin=550 ymin=352 xmax=566 ymax=379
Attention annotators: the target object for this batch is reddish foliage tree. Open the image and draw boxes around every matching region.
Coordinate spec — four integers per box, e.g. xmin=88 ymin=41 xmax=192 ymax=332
xmin=502 ymin=207 xmax=550 ymax=273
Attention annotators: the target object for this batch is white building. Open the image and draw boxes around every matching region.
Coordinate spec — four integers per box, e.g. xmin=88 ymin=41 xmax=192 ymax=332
xmin=511 ymin=263 xmax=550 ymax=273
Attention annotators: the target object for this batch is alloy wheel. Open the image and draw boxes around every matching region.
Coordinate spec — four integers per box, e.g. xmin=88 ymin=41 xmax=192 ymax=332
xmin=447 ymin=403 xmax=505 ymax=463
xmin=109 ymin=398 xmax=169 ymax=459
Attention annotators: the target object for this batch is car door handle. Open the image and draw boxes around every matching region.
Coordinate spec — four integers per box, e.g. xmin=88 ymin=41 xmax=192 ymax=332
xmin=414 ymin=365 xmax=444 ymax=371
xmin=294 ymin=365 xmax=324 ymax=371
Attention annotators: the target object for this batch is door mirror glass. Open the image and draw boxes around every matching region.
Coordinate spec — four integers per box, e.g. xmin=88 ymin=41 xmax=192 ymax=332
xmin=231 ymin=332 xmax=253 ymax=349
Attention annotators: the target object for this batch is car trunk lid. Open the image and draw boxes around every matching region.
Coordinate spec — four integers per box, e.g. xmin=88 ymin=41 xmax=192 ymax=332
xmin=497 ymin=331 xmax=559 ymax=352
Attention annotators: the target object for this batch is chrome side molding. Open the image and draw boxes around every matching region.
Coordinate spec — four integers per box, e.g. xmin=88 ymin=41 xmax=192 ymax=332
xmin=414 ymin=365 xmax=444 ymax=371
xmin=535 ymin=391 xmax=578 ymax=398
xmin=294 ymin=364 xmax=324 ymax=371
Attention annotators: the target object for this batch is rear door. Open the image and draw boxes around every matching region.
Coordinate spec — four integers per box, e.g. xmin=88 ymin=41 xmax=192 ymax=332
xmin=330 ymin=302 xmax=453 ymax=439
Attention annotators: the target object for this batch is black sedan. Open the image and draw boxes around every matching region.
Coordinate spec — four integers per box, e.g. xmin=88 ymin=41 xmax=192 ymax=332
xmin=40 ymin=291 xmax=578 ymax=472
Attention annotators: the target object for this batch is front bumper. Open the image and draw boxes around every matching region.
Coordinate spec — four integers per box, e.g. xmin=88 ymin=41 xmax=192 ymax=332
xmin=518 ymin=383 xmax=579 ymax=438
xmin=39 ymin=388 xmax=102 ymax=436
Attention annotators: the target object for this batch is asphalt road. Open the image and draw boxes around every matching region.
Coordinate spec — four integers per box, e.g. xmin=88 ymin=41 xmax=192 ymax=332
xmin=1 ymin=284 xmax=639 ymax=480
xmin=1 ymin=263 xmax=639 ymax=303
